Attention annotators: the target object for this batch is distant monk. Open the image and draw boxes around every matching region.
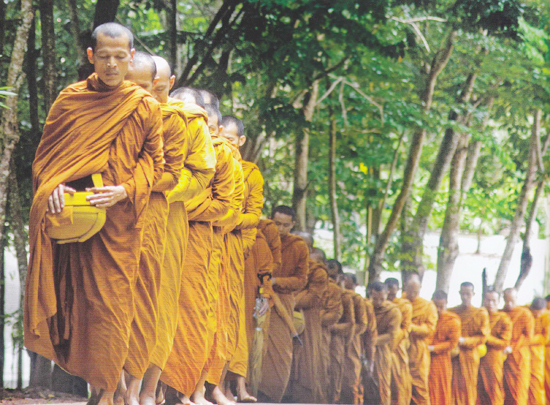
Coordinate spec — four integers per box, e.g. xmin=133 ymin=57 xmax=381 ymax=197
xmin=428 ymin=290 xmax=460 ymax=405
xmin=449 ymin=282 xmax=489 ymax=405
xmin=258 ymin=206 xmax=308 ymax=402
xmin=327 ymin=260 xmax=354 ymax=403
xmin=528 ymin=298 xmax=550 ymax=405
xmin=545 ymin=295 xmax=550 ymax=403
xmin=341 ymin=273 xmax=368 ymax=405
xmin=477 ymin=289 xmax=511 ymax=405
xmin=502 ymin=288 xmax=534 ymax=405
xmin=405 ymin=277 xmax=438 ymax=405
xmin=25 ymin=23 xmax=164 ymax=405
xmin=361 ymin=293 xmax=377 ymax=403
xmin=371 ymin=281 xmax=401 ymax=405
xmin=385 ymin=278 xmax=412 ymax=405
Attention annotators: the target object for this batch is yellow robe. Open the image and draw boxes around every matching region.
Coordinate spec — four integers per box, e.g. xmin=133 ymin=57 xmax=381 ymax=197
xmin=529 ymin=309 xmax=550 ymax=405
xmin=391 ymin=297 xmax=413 ymax=405
xmin=25 ymin=74 xmax=164 ymax=391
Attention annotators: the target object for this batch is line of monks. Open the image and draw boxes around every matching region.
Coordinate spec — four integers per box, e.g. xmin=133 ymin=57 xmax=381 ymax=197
xmin=21 ymin=21 xmax=550 ymax=405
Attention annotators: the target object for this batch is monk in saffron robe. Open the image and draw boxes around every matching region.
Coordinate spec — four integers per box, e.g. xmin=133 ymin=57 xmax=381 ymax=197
xmin=405 ymin=278 xmax=438 ymax=405
xmin=428 ymin=290 xmax=460 ymax=405
xmin=502 ymin=287 xmax=534 ymax=405
xmin=25 ymin=23 xmax=165 ymax=405
xmin=528 ymin=298 xmax=550 ymax=405
xmin=341 ymin=273 xmax=368 ymax=405
xmin=327 ymin=260 xmax=354 ymax=403
xmin=371 ymin=281 xmax=401 ymax=405
xmin=161 ymin=88 xmax=235 ymax=405
xmin=258 ymin=206 xmax=308 ymax=402
xmin=362 ymin=296 xmax=378 ymax=403
xmin=450 ymin=282 xmax=489 ymax=405
xmin=545 ymin=295 xmax=550 ymax=404
xmin=477 ymin=289 xmax=512 ymax=405
xmin=385 ymin=278 xmax=412 ymax=405
xmin=319 ymin=265 xmax=343 ymax=404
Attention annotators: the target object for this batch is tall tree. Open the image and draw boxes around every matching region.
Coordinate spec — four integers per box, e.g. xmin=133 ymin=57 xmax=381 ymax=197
xmin=328 ymin=108 xmax=341 ymax=260
xmin=93 ymin=0 xmax=120 ymax=28
xmin=40 ymin=0 xmax=56 ymax=112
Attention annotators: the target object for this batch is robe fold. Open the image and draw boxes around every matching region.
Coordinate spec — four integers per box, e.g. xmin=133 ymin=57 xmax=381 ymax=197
xmin=429 ymin=310 xmax=461 ymax=405
xmin=258 ymin=219 xmax=282 ymax=273
xmin=374 ymin=301 xmax=401 ymax=405
xmin=391 ymin=297 xmax=412 ymax=405
xmin=502 ymin=306 xmax=534 ymax=405
xmin=450 ymin=305 xmax=490 ymax=405
xmin=528 ymin=309 xmax=549 ymax=405
xmin=258 ymin=234 xmax=308 ymax=402
xmin=236 ymin=160 xmax=264 ymax=254
xmin=477 ymin=311 xmax=512 ymax=405
xmin=545 ymin=316 xmax=550 ymax=403
xmin=25 ymin=74 xmax=164 ymax=391
xmin=150 ymin=102 xmax=216 ymax=371
xmin=408 ymin=297 xmax=438 ymax=405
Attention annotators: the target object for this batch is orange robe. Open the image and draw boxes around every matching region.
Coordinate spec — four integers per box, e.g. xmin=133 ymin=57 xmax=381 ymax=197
xmin=545 ymin=321 xmax=550 ymax=403
xmin=341 ymin=291 xmax=368 ymax=405
xmin=363 ymin=298 xmax=378 ymax=363
xmin=502 ymin=306 xmax=534 ymax=405
xmin=429 ymin=310 xmax=461 ymax=405
xmin=258 ymin=219 xmax=282 ymax=272
xmin=477 ymin=311 xmax=512 ymax=405
xmin=149 ymin=101 xmax=216 ymax=370
xmin=529 ymin=309 xmax=550 ymax=405
xmin=408 ymin=297 xmax=438 ymax=405
xmin=450 ymin=305 xmax=490 ymax=405
xmin=290 ymin=260 xmax=328 ymax=403
xmin=374 ymin=301 xmax=402 ymax=405
xmin=25 ymin=74 xmax=164 ymax=391
xmin=329 ymin=285 xmax=355 ymax=403
xmin=258 ymin=234 xmax=308 ymax=402
xmin=391 ymin=297 xmax=412 ymax=405
xmin=161 ymin=129 xmax=235 ymax=396
xmin=319 ymin=278 xmax=343 ymax=404
xmin=125 ymin=101 xmax=187 ymax=378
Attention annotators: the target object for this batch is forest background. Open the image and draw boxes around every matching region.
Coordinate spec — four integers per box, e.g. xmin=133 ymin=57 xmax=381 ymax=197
xmin=1 ymin=0 xmax=550 ymax=390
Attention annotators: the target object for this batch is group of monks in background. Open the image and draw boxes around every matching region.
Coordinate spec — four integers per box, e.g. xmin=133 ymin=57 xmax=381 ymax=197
xmin=21 ymin=20 xmax=550 ymax=405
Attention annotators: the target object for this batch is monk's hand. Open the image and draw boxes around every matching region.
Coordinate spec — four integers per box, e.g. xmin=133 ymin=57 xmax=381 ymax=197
xmin=503 ymin=346 xmax=512 ymax=355
xmin=428 ymin=345 xmax=435 ymax=352
xmin=258 ymin=298 xmax=269 ymax=316
xmin=271 ymin=277 xmax=277 ymax=286
xmin=86 ymin=185 xmax=128 ymax=208
xmin=48 ymin=184 xmax=76 ymax=214
xmin=458 ymin=337 xmax=466 ymax=346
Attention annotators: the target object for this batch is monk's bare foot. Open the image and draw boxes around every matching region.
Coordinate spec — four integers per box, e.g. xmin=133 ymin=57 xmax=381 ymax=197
xmin=155 ymin=381 xmax=167 ymax=404
xmin=208 ymin=386 xmax=235 ymax=405
xmin=114 ymin=372 xmax=127 ymax=405
xmin=97 ymin=390 xmax=115 ymax=405
xmin=124 ymin=374 xmax=141 ymax=405
xmin=235 ymin=377 xmax=255 ymax=403
xmin=165 ymin=387 xmax=195 ymax=405
xmin=192 ymin=388 xmax=214 ymax=405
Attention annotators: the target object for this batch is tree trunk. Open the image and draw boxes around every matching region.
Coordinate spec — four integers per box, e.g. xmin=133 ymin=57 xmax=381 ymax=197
xmin=66 ymin=0 xmax=87 ymax=66
xmin=0 ymin=225 xmax=4 ymax=389
xmin=27 ymin=14 xmax=40 ymax=135
xmin=493 ymin=109 xmax=541 ymax=292
xmin=292 ymin=81 xmax=318 ymax=231
xmin=328 ymin=110 xmax=341 ymax=260
xmin=40 ymin=0 xmax=56 ymax=112
xmin=0 ymin=0 xmax=6 ymax=54
xmin=169 ymin=0 xmax=178 ymax=74
xmin=93 ymin=0 xmax=120 ymax=28
xmin=367 ymin=30 xmax=457 ymax=282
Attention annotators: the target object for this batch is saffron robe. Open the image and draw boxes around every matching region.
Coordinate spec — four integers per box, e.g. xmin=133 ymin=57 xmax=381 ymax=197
xmin=477 ymin=311 xmax=512 ymax=405
xmin=25 ymin=74 xmax=164 ymax=391
xmin=374 ymin=301 xmax=401 ymax=405
xmin=391 ymin=297 xmax=413 ymax=405
xmin=429 ymin=310 xmax=461 ymax=405
xmin=450 ymin=305 xmax=490 ymax=405
xmin=149 ymin=101 xmax=216 ymax=370
xmin=258 ymin=219 xmax=282 ymax=273
xmin=528 ymin=309 xmax=550 ymax=405
xmin=258 ymin=234 xmax=308 ymax=402
xmin=502 ymin=306 xmax=534 ymax=405
xmin=408 ymin=297 xmax=438 ymax=405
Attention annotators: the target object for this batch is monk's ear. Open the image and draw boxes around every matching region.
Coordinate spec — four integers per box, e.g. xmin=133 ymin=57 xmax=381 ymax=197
xmin=153 ymin=76 xmax=160 ymax=86
xmin=239 ymin=135 xmax=246 ymax=147
xmin=169 ymin=75 xmax=176 ymax=90
xmin=87 ymin=48 xmax=95 ymax=64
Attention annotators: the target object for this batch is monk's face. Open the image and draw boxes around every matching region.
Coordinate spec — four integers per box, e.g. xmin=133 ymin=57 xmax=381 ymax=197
xmin=433 ymin=298 xmax=447 ymax=315
xmin=221 ymin=123 xmax=246 ymax=147
xmin=125 ymin=68 xmax=155 ymax=94
xmin=459 ymin=285 xmax=475 ymax=307
xmin=371 ymin=289 xmax=388 ymax=309
xmin=483 ymin=291 xmax=499 ymax=313
xmin=327 ymin=262 xmax=339 ymax=279
xmin=532 ymin=308 xmax=544 ymax=318
xmin=404 ymin=282 xmax=420 ymax=301
xmin=273 ymin=212 xmax=294 ymax=237
xmin=344 ymin=277 xmax=355 ymax=291
xmin=151 ymin=71 xmax=175 ymax=104
xmin=208 ymin=114 xmax=220 ymax=136
xmin=503 ymin=289 xmax=517 ymax=307
xmin=87 ymin=32 xmax=134 ymax=87
xmin=386 ymin=284 xmax=398 ymax=300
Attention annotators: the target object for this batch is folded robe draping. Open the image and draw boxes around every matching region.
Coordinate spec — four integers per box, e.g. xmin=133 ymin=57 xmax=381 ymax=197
xmin=391 ymin=297 xmax=413 ymax=405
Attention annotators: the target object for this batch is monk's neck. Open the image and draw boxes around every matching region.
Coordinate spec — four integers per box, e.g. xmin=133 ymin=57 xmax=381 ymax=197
xmin=460 ymin=303 xmax=474 ymax=310
xmin=97 ymin=76 xmax=123 ymax=90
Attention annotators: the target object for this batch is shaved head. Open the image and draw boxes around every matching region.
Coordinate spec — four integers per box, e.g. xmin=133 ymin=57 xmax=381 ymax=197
xmin=151 ymin=55 xmax=175 ymax=104
xmin=310 ymin=248 xmax=326 ymax=264
xmin=125 ymin=51 xmax=157 ymax=93
xmin=198 ymin=89 xmax=219 ymax=108
xmin=91 ymin=22 xmax=133 ymax=50
xmin=404 ymin=278 xmax=421 ymax=301
xmin=503 ymin=288 xmax=517 ymax=309
xmin=171 ymin=87 xmax=205 ymax=108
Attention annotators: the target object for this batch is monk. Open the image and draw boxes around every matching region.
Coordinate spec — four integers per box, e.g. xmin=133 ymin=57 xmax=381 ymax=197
xmin=477 ymin=289 xmax=511 ymax=405
xmin=449 ymin=282 xmax=489 ymax=405
xmin=371 ymin=281 xmax=401 ymax=405
xmin=502 ymin=287 xmax=534 ymax=405
xmin=528 ymin=298 xmax=550 ymax=405
xmin=385 ymin=278 xmax=412 ymax=405
xmin=258 ymin=206 xmax=308 ymax=402
xmin=318 ymin=255 xmax=343 ymax=404
xmin=546 ymin=295 xmax=550 ymax=403
xmin=428 ymin=290 xmax=460 ymax=405
xmin=341 ymin=273 xmax=368 ymax=405
xmin=405 ymin=277 xmax=438 ymax=405
xmin=327 ymin=260 xmax=354 ymax=403
xmin=362 ymin=293 xmax=378 ymax=405
xmin=161 ymin=87 xmax=234 ymax=405
xmin=25 ymin=23 xmax=165 ymax=405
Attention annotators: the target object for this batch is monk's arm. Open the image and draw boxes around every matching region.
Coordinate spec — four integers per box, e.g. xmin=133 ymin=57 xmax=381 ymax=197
xmin=410 ymin=303 xmax=437 ymax=338
xmin=363 ymin=302 xmax=377 ymax=361
xmin=167 ymin=121 xmax=216 ymax=203
xmin=396 ymin=303 xmax=412 ymax=343
xmin=153 ymin=112 xmax=186 ymax=192
xmin=461 ymin=311 xmax=490 ymax=348
xmin=432 ymin=318 xmax=460 ymax=354
xmin=261 ymin=222 xmax=282 ymax=272
xmin=241 ymin=228 xmax=257 ymax=257
xmin=236 ymin=168 xmax=264 ymax=230
xmin=295 ymin=268 xmax=327 ymax=310
xmin=375 ymin=309 xmax=401 ymax=349
xmin=331 ymin=296 xmax=355 ymax=337
xmin=213 ymin=160 xmax=243 ymax=228
xmin=487 ymin=318 xmax=512 ymax=350
xmin=273 ymin=242 xmax=309 ymax=293
xmin=256 ymin=238 xmax=274 ymax=300
xmin=355 ymin=299 xmax=368 ymax=335
xmin=321 ymin=290 xmax=343 ymax=327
